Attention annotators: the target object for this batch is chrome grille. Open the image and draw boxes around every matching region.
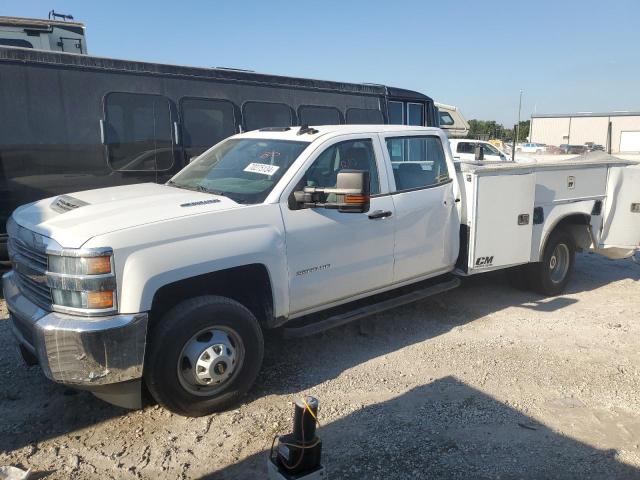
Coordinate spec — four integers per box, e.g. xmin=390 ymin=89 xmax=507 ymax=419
xmin=7 ymin=236 xmax=52 ymax=309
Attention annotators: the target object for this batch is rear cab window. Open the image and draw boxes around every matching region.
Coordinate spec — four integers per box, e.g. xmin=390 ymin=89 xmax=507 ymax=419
xmin=385 ymin=135 xmax=450 ymax=191
xmin=456 ymin=142 xmax=476 ymax=154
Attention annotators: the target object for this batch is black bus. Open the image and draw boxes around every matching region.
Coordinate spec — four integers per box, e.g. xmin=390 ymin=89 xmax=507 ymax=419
xmin=0 ymin=46 xmax=437 ymax=261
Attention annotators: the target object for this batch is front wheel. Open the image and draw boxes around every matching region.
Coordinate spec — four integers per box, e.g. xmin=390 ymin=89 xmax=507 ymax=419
xmin=528 ymin=229 xmax=575 ymax=296
xmin=144 ymin=295 xmax=264 ymax=417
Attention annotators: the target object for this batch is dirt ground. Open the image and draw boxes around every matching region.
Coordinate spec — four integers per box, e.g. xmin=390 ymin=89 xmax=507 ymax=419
xmin=0 ymin=253 xmax=639 ymax=479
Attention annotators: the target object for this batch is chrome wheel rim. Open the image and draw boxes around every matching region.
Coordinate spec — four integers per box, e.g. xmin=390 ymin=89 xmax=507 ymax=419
xmin=549 ymin=243 xmax=570 ymax=284
xmin=177 ymin=326 xmax=244 ymax=396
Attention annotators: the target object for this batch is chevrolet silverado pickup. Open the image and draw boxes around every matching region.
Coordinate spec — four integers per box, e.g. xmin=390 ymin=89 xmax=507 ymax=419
xmin=3 ymin=125 xmax=639 ymax=416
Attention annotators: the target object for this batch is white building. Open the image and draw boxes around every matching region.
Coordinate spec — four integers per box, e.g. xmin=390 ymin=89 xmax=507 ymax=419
xmin=530 ymin=111 xmax=640 ymax=153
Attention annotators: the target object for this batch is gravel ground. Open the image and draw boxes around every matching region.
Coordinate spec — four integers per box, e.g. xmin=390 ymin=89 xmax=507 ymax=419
xmin=0 ymin=253 xmax=639 ymax=479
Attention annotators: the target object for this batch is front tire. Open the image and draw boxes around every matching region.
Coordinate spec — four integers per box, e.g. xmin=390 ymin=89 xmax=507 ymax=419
xmin=144 ymin=295 xmax=264 ymax=417
xmin=528 ymin=229 xmax=575 ymax=296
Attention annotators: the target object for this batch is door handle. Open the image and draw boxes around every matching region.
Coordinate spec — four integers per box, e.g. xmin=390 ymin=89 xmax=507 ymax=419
xmin=368 ymin=210 xmax=392 ymax=220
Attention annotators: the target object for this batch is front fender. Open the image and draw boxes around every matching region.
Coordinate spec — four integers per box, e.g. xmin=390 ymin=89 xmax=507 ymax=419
xmin=84 ymin=204 xmax=288 ymax=317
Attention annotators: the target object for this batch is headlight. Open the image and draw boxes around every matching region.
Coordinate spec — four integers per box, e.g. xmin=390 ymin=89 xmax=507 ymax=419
xmin=47 ymin=249 xmax=117 ymax=314
xmin=48 ymin=255 xmax=112 ymax=275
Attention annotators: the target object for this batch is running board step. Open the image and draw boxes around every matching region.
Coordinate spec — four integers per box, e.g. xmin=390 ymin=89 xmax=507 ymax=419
xmin=282 ymin=276 xmax=461 ymax=338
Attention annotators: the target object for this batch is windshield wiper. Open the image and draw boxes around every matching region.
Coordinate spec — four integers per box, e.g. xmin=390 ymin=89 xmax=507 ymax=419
xmin=166 ymin=181 xmax=224 ymax=196
xmin=196 ymin=185 xmax=226 ymax=196
xmin=166 ymin=180 xmax=192 ymax=191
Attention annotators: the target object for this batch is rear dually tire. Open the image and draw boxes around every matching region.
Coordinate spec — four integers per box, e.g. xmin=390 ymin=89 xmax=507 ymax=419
xmin=528 ymin=229 xmax=575 ymax=296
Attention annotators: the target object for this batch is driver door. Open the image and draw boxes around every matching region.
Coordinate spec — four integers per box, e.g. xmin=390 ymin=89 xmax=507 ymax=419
xmin=281 ymin=135 xmax=396 ymax=315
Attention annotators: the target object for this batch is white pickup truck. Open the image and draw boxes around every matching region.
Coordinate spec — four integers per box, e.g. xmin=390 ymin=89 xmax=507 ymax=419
xmin=4 ymin=125 xmax=639 ymax=416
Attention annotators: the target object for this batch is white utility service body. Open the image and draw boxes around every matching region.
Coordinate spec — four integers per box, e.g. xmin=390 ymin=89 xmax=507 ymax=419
xmin=3 ymin=125 xmax=639 ymax=415
xmin=456 ymin=155 xmax=640 ymax=275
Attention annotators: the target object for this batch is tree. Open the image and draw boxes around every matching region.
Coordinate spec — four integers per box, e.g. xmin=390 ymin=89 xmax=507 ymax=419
xmin=468 ymin=119 xmax=508 ymax=140
xmin=466 ymin=119 xmax=530 ymax=142
xmin=517 ymin=120 xmax=530 ymax=142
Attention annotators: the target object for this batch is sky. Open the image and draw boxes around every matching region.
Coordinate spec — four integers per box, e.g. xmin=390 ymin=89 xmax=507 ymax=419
xmin=3 ymin=0 xmax=639 ymax=125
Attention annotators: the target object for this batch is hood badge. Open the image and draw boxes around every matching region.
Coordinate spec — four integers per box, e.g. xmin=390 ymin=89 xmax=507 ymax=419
xmin=180 ymin=199 xmax=222 ymax=208
xmin=51 ymin=195 xmax=89 ymax=213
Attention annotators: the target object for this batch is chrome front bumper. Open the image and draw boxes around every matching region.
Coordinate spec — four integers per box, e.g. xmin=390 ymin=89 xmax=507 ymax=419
xmin=3 ymin=270 xmax=148 ymax=387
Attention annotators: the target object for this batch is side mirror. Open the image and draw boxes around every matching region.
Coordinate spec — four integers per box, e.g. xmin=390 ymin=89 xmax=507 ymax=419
xmin=335 ymin=170 xmax=370 ymax=213
xmin=474 ymin=145 xmax=485 ymax=161
xmin=293 ymin=169 xmax=370 ymax=213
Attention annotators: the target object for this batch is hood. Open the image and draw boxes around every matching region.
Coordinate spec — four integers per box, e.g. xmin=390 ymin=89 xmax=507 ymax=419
xmin=12 ymin=183 xmax=242 ymax=248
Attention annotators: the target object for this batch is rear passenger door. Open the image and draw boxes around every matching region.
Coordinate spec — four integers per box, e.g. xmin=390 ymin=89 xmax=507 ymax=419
xmin=381 ymin=133 xmax=459 ymax=282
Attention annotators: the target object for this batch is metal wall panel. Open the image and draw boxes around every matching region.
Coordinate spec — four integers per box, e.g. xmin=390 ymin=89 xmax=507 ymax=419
xmin=568 ymin=117 xmax=609 ymax=145
xmin=611 ymin=116 xmax=640 ymax=153
xmin=532 ymin=114 xmax=640 ymax=152
xmin=530 ymin=117 xmax=570 ymax=145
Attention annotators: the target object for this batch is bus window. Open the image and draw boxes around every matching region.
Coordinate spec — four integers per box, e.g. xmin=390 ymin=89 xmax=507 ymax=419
xmin=180 ymin=98 xmax=236 ymax=160
xmin=243 ymin=101 xmax=293 ymax=131
xmin=388 ymin=101 xmax=404 ymax=124
xmin=0 ymin=39 xmax=33 ymax=48
xmin=104 ymin=93 xmax=174 ymax=172
xmin=346 ymin=108 xmax=384 ymax=125
xmin=407 ymin=103 xmax=424 ymax=126
xmin=298 ymin=105 xmax=342 ymax=125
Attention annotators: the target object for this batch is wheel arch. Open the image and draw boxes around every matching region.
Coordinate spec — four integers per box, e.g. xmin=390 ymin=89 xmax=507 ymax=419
xmin=539 ymin=212 xmax=592 ymax=260
xmin=148 ymin=264 xmax=276 ymax=331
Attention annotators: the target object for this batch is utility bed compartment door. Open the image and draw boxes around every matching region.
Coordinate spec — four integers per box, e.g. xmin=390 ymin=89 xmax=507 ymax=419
xmin=599 ymin=165 xmax=640 ymax=257
xmin=467 ymin=172 xmax=535 ymax=273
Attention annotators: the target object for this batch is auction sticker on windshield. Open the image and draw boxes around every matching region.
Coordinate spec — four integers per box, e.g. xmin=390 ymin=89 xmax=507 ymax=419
xmin=244 ymin=163 xmax=280 ymax=176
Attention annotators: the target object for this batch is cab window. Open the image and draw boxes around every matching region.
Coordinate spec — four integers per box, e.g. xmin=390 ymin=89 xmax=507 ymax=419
xmin=301 ymin=138 xmax=380 ymax=198
xmin=386 ymin=136 xmax=449 ymax=191
xmin=483 ymin=144 xmax=501 ymax=156
xmin=456 ymin=142 xmax=476 ymax=154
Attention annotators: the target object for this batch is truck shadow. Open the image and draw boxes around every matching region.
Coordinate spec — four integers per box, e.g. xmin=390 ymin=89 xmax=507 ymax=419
xmin=202 ymin=376 xmax=640 ymax=479
xmin=253 ymin=253 xmax=638 ymax=399
xmin=0 ymin=253 xmax=637 ymax=454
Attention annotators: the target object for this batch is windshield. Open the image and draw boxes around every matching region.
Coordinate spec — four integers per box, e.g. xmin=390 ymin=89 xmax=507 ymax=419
xmin=168 ymin=138 xmax=309 ymax=204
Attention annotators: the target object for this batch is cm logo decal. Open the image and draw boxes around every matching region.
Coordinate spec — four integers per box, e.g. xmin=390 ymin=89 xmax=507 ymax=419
xmin=475 ymin=256 xmax=494 ymax=268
